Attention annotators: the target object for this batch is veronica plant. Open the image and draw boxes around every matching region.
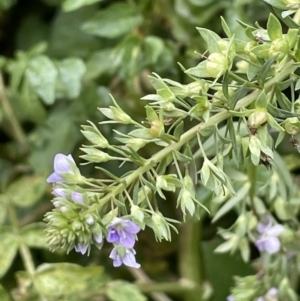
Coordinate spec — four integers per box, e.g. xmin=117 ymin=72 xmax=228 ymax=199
xmin=45 ymin=0 xmax=300 ymax=299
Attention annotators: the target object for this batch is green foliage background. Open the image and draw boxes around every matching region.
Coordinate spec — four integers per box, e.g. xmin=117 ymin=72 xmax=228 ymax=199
xmin=0 ymin=0 xmax=288 ymax=300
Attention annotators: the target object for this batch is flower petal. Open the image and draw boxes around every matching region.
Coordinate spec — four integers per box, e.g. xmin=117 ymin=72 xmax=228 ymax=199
xmin=47 ymin=172 xmax=64 ymax=183
xmin=52 ymin=187 xmax=67 ymax=197
xmin=266 ymin=225 xmax=284 ymax=236
xmin=255 ymin=239 xmax=266 ymax=252
xmin=109 ymin=248 xmax=122 ymax=267
xmin=256 ymin=297 xmax=264 ymax=301
xmin=122 ymin=251 xmax=140 ymax=268
xmin=119 ymin=231 xmax=135 ymax=248
xmin=125 ymin=220 xmax=140 ymax=234
xmin=54 ymin=154 xmax=72 ymax=173
xmin=71 ymin=192 xmax=85 ymax=205
xmin=75 ymin=243 xmax=88 ymax=255
xmin=264 ymin=236 xmax=281 ymax=254
xmin=107 ymin=228 xmax=120 ymax=243
xmin=93 ymin=233 xmax=103 ymax=244
xmin=266 ymin=287 xmax=278 ymax=297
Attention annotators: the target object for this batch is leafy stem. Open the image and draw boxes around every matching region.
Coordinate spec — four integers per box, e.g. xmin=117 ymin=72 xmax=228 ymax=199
xmin=88 ymin=60 xmax=298 ymax=214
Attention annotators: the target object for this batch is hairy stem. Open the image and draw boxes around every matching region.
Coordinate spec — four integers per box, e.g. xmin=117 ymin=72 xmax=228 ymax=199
xmin=87 ymin=60 xmax=297 ymax=213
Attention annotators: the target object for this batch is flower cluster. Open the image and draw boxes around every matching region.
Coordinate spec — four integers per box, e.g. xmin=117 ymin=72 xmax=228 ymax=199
xmin=46 ymin=153 xmax=141 ymax=268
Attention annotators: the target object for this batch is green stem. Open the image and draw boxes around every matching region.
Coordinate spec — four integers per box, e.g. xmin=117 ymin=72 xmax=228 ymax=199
xmin=0 ymin=73 xmax=27 ymax=147
xmin=87 ymin=60 xmax=298 ymax=213
xmin=248 ymin=163 xmax=259 ymax=218
xmin=8 ymin=205 xmax=48 ymax=301
xmin=178 ymin=217 xmax=204 ymax=301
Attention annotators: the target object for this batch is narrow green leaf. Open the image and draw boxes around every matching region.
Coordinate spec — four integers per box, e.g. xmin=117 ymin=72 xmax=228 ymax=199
xmin=227 ymin=118 xmax=239 ymax=161
xmin=212 ymin=182 xmax=250 ymax=222
xmin=220 ymin=16 xmax=232 ymax=38
xmin=257 ymin=55 xmax=278 ymax=87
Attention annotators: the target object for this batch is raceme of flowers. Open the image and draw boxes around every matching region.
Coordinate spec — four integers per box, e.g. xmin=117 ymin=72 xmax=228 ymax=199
xmin=46 ymin=153 xmax=141 ymax=268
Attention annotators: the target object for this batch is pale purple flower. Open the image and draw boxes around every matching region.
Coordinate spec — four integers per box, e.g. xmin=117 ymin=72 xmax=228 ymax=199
xmin=107 ymin=217 xmax=140 ymax=248
xmin=227 ymin=295 xmax=234 ymax=301
xmin=256 ymin=287 xmax=278 ymax=301
xmin=109 ymin=247 xmax=140 ymax=268
xmin=47 ymin=154 xmax=76 ymax=183
xmin=266 ymin=288 xmax=278 ymax=297
xmin=93 ymin=233 xmax=103 ymax=244
xmin=52 ymin=187 xmax=67 ymax=197
xmin=255 ymin=217 xmax=283 ymax=254
xmin=75 ymin=243 xmax=88 ymax=255
xmin=71 ymin=192 xmax=85 ymax=205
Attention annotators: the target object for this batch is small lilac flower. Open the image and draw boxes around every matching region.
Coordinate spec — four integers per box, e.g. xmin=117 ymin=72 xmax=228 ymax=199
xmin=52 ymin=187 xmax=67 ymax=197
xmin=256 ymin=287 xmax=278 ymax=301
xmin=227 ymin=295 xmax=234 ymax=301
xmin=109 ymin=247 xmax=140 ymax=269
xmin=107 ymin=217 xmax=140 ymax=248
xmin=47 ymin=153 xmax=77 ymax=183
xmin=71 ymin=192 xmax=85 ymax=205
xmin=93 ymin=233 xmax=103 ymax=244
xmin=255 ymin=217 xmax=283 ymax=254
xmin=75 ymin=243 xmax=88 ymax=255
xmin=266 ymin=288 xmax=278 ymax=297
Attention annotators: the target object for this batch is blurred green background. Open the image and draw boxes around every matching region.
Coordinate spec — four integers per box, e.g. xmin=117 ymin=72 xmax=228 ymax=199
xmin=0 ymin=0 xmax=273 ymax=300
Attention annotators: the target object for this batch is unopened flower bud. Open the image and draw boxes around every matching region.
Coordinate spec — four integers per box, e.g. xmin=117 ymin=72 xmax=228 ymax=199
xmin=150 ymin=120 xmax=164 ymax=137
xmin=206 ymin=53 xmax=227 ymax=78
xmin=269 ymin=38 xmax=288 ymax=60
xmin=72 ymin=220 xmax=82 ymax=231
xmin=131 ymin=204 xmax=145 ymax=224
xmin=80 ymin=148 xmax=111 ymax=163
xmin=283 ymin=117 xmax=300 ymax=135
xmin=110 ymin=106 xmax=134 ymax=124
xmin=85 ymin=215 xmax=94 ymax=225
xmin=247 ymin=110 xmax=267 ymax=128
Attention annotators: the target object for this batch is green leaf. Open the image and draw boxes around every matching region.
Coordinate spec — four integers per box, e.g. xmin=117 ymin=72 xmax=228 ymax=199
xmin=185 ymin=61 xmax=212 ymax=78
xmin=255 ymin=91 xmax=268 ymax=109
xmin=55 ymin=58 xmax=86 ymax=99
xmin=6 ymin=175 xmax=47 ymax=207
xmin=82 ymin=3 xmax=144 ymax=38
xmin=267 ymin=13 xmax=282 ymax=41
xmin=144 ymin=36 xmax=164 ymax=64
xmin=267 ymin=112 xmax=285 ymax=132
xmin=0 ymin=226 xmax=18 ymax=278
xmin=227 ymin=118 xmax=239 ymax=161
xmin=34 ymin=263 xmax=109 ymax=297
xmin=62 ymin=0 xmax=103 ymax=12
xmin=257 ymin=55 xmax=278 ymax=87
xmin=0 ymin=284 xmax=12 ymax=301
xmin=0 ymin=195 xmax=8 ymax=225
xmin=48 ymin=6 xmax=101 ymax=58
xmin=212 ymin=182 xmax=250 ymax=222
xmin=26 ymin=55 xmax=58 ymax=105
xmin=220 ymin=16 xmax=232 ymax=38
xmin=21 ymin=223 xmax=47 ymax=249
xmin=106 ymin=281 xmax=146 ymax=301
xmin=196 ymin=28 xmax=221 ymax=53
